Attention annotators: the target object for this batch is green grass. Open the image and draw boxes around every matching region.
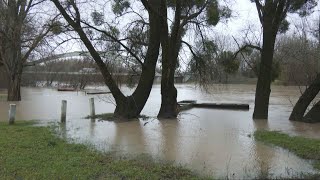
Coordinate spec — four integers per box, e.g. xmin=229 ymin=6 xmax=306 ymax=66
xmin=0 ymin=121 xmax=209 ymax=179
xmin=254 ymin=130 xmax=320 ymax=170
xmin=0 ymin=94 xmax=7 ymax=101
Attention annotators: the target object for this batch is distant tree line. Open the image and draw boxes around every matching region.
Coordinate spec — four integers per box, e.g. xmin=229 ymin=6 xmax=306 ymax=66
xmin=0 ymin=0 xmax=319 ymax=122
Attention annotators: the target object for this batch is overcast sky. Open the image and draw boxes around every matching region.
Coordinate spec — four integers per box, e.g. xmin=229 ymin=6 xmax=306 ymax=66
xmin=50 ymin=0 xmax=320 ymax=70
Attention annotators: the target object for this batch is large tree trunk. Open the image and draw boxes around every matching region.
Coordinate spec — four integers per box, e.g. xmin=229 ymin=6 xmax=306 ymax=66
xmin=303 ymin=100 xmax=320 ymax=123
xmin=53 ymin=0 xmax=161 ymax=119
xmin=7 ymin=71 xmax=22 ymax=101
xmin=253 ymin=20 xmax=276 ymax=119
xmin=157 ymin=0 xmax=181 ymax=119
xmin=158 ymin=39 xmax=179 ymax=118
xmin=289 ymin=74 xmax=320 ymax=121
xmin=115 ymin=4 xmax=161 ymax=118
xmin=158 ymin=43 xmax=179 ymax=118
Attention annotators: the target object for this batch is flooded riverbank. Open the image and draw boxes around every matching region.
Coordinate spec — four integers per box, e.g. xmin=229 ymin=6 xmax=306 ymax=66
xmin=0 ymin=84 xmax=320 ymax=178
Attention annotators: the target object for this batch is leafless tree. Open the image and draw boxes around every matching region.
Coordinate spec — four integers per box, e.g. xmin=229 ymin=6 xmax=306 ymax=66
xmin=0 ymin=0 xmax=60 ymax=101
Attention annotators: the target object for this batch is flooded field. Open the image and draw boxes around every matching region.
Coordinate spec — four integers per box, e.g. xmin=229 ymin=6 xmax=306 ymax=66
xmin=1 ymin=84 xmax=320 ymax=178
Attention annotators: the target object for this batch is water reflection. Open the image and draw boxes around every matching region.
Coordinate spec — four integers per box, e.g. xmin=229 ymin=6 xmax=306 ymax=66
xmin=0 ymin=84 xmax=320 ymax=178
xmin=89 ymin=119 xmax=96 ymax=138
xmin=253 ymin=119 xmax=270 ymax=130
xmin=253 ymin=120 xmax=273 ymax=178
xmin=113 ymin=120 xmax=146 ymax=154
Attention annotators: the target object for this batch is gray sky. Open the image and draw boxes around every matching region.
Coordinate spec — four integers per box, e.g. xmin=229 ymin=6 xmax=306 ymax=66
xmin=50 ymin=0 xmax=320 ymax=71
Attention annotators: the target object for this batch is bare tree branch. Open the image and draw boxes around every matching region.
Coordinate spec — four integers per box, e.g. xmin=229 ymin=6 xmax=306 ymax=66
xmin=232 ymin=36 xmax=258 ymax=75
xmin=81 ymin=21 xmax=145 ymax=68
xmin=181 ymin=0 xmax=208 ymax=27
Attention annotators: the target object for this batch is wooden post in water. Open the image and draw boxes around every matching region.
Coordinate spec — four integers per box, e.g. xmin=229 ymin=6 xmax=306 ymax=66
xmin=8 ymin=104 xmax=16 ymax=125
xmin=89 ymin=98 xmax=95 ymax=117
xmin=61 ymin=100 xmax=67 ymax=123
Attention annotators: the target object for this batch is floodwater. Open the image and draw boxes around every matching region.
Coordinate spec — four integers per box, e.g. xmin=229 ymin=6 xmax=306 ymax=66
xmin=1 ymin=84 xmax=320 ymax=179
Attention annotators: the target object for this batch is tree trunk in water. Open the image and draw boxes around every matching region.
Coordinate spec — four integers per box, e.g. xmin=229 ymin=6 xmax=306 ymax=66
xmin=7 ymin=72 xmax=22 ymax=101
xmin=113 ymin=0 xmax=161 ymax=119
xmin=253 ymin=24 xmax=276 ymax=119
xmin=114 ymin=96 xmax=140 ymax=119
xmin=52 ymin=0 xmax=161 ymax=119
xmin=157 ymin=0 xmax=181 ymax=119
xmin=303 ymin=100 xmax=320 ymax=123
xmin=158 ymin=70 xmax=179 ymax=118
xmin=289 ymin=74 xmax=320 ymax=121
xmin=225 ymin=74 xmax=228 ymax=84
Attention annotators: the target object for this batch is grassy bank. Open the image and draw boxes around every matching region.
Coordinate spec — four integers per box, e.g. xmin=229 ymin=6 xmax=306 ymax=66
xmin=0 ymin=121 xmax=209 ymax=179
xmin=254 ymin=130 xmax=320 ymax=170
xmin=0 ymin=94 xmax=6 ymax=101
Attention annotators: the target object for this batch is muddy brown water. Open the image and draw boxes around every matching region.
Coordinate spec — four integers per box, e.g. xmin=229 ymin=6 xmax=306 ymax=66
xmin=1 ymin=84 xmax=320 ymax=179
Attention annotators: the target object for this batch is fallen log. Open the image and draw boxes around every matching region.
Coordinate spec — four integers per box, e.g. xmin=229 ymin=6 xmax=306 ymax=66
xmin=178 ymin=100 xmax=249 ymax=111
xmin=194 ymin=103 xmax=249 ymax=110
xmin=57 ymin=88 xmax=76 ymax=91
xmin=86 ymin=91 xmax=111 ymax=95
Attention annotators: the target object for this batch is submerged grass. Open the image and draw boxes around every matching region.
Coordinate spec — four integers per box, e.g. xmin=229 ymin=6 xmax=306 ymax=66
xmin=0 ymin=121 xmax=209 ymax=179
xmin=254 ymin=130 xmax=320 ymax=170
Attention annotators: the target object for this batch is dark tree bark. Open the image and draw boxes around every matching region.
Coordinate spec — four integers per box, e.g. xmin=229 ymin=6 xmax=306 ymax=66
xmin=252 ymin=1 xmax=287 ymax=119
xmin=303 ymin=100 xmax=320 ymax=123
xmin=157 ymin=0 xmax=182 ymax=118
xmin=7 ymin=68 xmax=23 ymax=101
xmin=289 ymin=74 xmax=320 ymax=121
xmin=289 ymin=15 xmax=320 ymax=123
xmin=253 ymin=25 xmax=276 ymax=119
xmin=0 ymin=0 xmax=53 ymax=101
xmin=1 ymin=1 xmax=23 ymax=101
xmin=52 ymin=0 xmax=161 ymax=119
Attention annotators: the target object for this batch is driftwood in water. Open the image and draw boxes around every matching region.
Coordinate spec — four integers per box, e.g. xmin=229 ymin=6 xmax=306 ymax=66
xmin=178 ymin=100 xmax=249 ymax=111
xmin=58 ymin=88 xmax=76 ymax=91
xmin=194 ymin=103 xmax=249 ymax=110
xmin=86 ymin=91 xmax=111 ymax=95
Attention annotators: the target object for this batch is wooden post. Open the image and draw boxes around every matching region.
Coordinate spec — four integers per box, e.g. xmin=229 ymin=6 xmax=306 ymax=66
xmin=89 ymin=98 xmax=95 ymax=117
xmin=61 ymin=100 xmax=67 ymax=123
xmin=8 ymin=104 xmax=16 ymax=125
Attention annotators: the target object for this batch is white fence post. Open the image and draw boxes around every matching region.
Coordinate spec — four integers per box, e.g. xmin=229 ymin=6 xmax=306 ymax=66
xmin=89 ymin=98 xmax=95 ymax=117
xmin=61 ymin=100 xmax=67 ymax=123
xmin=8 ymin=104 xmax=16 ymax=125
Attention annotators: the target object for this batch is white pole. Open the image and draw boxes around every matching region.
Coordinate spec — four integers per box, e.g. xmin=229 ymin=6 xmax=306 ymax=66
xmin=61 ymin=100 xmax=67 ymax=123
xmin=89 ymin=98 xmax=95 ymax=117
xmin=8 ymin=104 xmax=16 ymax=125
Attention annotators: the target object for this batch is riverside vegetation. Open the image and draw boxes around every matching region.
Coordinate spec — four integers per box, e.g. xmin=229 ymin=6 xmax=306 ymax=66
xmin=0 ymin=121 xmax=209 ymax=179
xmin=254 ymin=130 xmax=320 ymax=171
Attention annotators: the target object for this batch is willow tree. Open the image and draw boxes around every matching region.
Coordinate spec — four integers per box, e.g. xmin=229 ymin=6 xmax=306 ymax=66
xmin=251 ymin=0 xmax=317 ymax=119
xmin=0 ymin=0 xmax=59 ymax=101
xmin=158 ymin=0 xmax=230 ymax=118
xmin=51 ymin=0 xmax=161 ymax=119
